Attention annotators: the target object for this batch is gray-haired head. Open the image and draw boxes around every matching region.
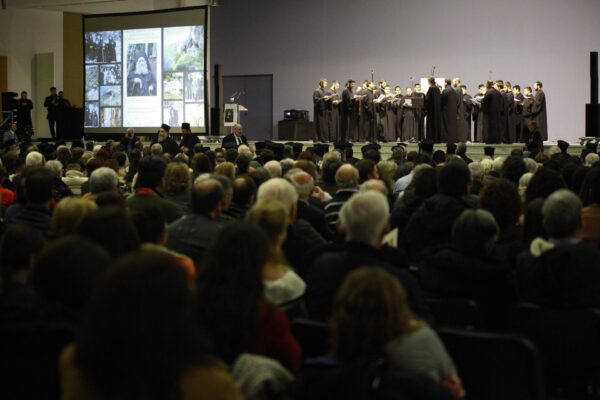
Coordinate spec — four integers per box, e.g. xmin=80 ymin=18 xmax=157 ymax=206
xmin=542 ymin=189 xmax=582 ymax=239
xmin=150 ymin=143 xmax=163 ymax=156
xmin=339 ymin=190 xmax=389 ymax=246
xmin=89 ymin=166 xmax=119 ymax=194
xmin=45 ymin=159 xmax=63 ymax=178
xmin=452 ymin=209 xmax=499 ymax=256
xmin=25 ymin=151 xmax=44 ymax=167
xmin=289 ymin=171 xmax=314 ymax=200
xmin=256 ymin=177 xmax=299 ymax=218
xmin=335 ymin=163 xmax=359 ymax=189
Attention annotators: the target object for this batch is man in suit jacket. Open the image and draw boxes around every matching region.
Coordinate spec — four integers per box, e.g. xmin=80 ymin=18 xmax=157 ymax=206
xmin=289 ymin=170 xmax=332 ymax=240
xmin=221 ymin=123 xmax=248 ymax=147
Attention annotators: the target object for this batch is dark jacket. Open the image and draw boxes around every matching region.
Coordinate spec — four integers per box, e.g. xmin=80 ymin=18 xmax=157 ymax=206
xmin=7 ymin=204 xmax=52 ymax=237
xmin=516 ymin=240 xmax=600 ymax=309
xmin=400 ymin=194 xmax=474 ymax=261
xmin=167 ymin=213 xmax=223 ymax=269
xmin=283 ymin=219 xmax=326 ymax=277
xmin=297 ymin=200 xmax=332 ymax=241
xmin=126 ymin=189 xmax=184 ymax=223
xmin=305 ymin=242 xmax=429 ymax=323
xmin=421 ymin=246 xmax=516 ymax=327
xmin=221 ymin=133 xmax=248 ymax=147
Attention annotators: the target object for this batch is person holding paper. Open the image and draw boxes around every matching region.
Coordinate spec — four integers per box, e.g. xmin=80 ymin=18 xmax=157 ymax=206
xmin=127 ymin=51 xmax=156 ymax=97
xmin=413 ymin=84 xmax=426 ymax=141
xmin=402 ymin=87 xmax=420 ymax=142
xmin=513 ymin=85 xmax=524 ymax=142
xmin=521 ymin=86 xmax=535 ymax=143
xmin=472 ymin=84 xmax=486 ymax=142
xmin=326 ymin=80 xmax=341 ymax=142
xmin=392 ymin=86 xmax=404 ymax=140
xmin=362 ymin=81 xmax=376 ymax=142
xmin=313 ymin=78 xmax=328 ymax=141
xmin=425 ymin=77 xmax=442 ymax=143
xmin=503 ymin=81 xmax=516 ymax=143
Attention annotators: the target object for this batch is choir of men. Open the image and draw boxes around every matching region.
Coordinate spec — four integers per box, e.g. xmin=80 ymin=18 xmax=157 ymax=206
xmin=313 ymin=76 xmax=547 ymax=144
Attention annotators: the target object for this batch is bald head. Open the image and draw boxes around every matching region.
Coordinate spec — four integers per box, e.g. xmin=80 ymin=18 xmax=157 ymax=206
xmin=191 ymin=178 xmax=225 ymax=217
xmin=335 ymin=164 xmax=359 ymax=189
xmin=289 ymin=171 xmax=314 ymax=200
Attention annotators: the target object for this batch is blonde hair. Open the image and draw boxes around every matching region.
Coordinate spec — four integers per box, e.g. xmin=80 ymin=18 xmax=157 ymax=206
xmin=214 ymin=161 xmax=236 ymax=180
xmin=246 ymin=199 xmax=288 ymax=264
xmin=51 ymin=197 xmax=98 ymax=236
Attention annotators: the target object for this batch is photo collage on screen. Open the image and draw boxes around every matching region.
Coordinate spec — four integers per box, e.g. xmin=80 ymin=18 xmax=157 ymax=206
xmin=85 ymin=31 xmax=122 ymax=128
xmin=84 ymin=25 xmax=205 ymax=130
xmin=162 ymin=25 xmax=205 ymax=128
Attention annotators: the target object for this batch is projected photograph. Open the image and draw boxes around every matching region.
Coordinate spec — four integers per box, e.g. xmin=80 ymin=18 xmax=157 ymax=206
xmin=100 ymin=86 xmax=121 ymax=107
xmin=85 ymin=103 xmax=99 ymax=127
xmin=164 ymin=72 xmax=184 ymax=100
xmin=101 ymin=107 xmax=122 ymax=127
xmin=185 ymin=103 xmax=204 ymax=127
xmin=126 ymin=43 xmax=157 ymax=96
xmin=85 ymin=66 xmax=99 ymax=101
xmin=164 ymin=101 xmax=183 ymax=127
xmin=85 ymin=31 xmax=122 ymax=64
xmin=163 ymin=26 xmax=203 ymax=72
xmin=185 ymin=72 xmax=203 ymax=101
xmin=100 ymin=64 xmax=121 ymax=85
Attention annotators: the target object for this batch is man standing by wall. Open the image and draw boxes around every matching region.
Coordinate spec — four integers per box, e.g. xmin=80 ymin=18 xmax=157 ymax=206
xmin=43 ymin=87 xmax=58 ymax=139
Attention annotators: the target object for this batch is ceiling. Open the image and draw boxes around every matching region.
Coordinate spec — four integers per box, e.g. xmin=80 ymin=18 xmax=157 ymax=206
xmin=3 ymin=0 xmax=210 ymax=14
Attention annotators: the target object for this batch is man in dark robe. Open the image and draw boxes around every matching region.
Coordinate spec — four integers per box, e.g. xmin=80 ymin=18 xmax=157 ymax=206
xmin=472 ymin=84 xmax=486 ymax=142
xmin=425 ymin=77 xmax=442 ymax=143
xmin=513 ymin=85 xmax=525 ymax=143
xmin=532 ymin=81 xmax=548 ymax=141
xmin=312 ymin=78 xmax=328 ymax=141
xmin=127 ymin=51 xmax=156 ymax=97
xmin=392 ymin=86 xmax=404 ymax=140
xmin=413 ymin=83 xmax=426 ymax=141
xmin=503 ymin=81 xmax=516 ymax=143
xmin=341 ymin=80 xmax=355 ymax=143
xmin=374 ymin=80 xmax=388 ymax=141
xmin=401 ymin=87 xmax=419 ymax=142
xmin=521 ymin=87 xmax=535 ymax=143
xmin=453 ymin=78 xmax=468 ymax=142
xmin=362 ymin=81 xmax=376 ymax=142
xmin=43 ymin=86 xmax=59 ymax=139
xmin=179 ymin=122 xmax=200 ymax=157
xmin=326 ymin=80 xmax=341 ymax=142
xmin=441 ymin=78 xmax=458 ymax=143
xmin=482 ymin=81 xmax=505 ymax=144
xmin=153 ymin=124 xmax=180 ymax=156
xmin=356 ymin=81 xmax=369 ymax=141
xmin=16 ymin=91 xmax=33 ymax=140
xmin=461 ymin=85 xmax=472 ymax=142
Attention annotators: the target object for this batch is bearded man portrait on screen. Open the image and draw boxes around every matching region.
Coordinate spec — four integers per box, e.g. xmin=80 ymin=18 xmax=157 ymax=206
xmin=127 ymin=51 xmax=156 ymax=96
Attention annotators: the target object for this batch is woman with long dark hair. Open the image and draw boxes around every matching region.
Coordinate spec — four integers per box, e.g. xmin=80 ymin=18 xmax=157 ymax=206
xmin=196 ymin=222 xmax=302 ymax=372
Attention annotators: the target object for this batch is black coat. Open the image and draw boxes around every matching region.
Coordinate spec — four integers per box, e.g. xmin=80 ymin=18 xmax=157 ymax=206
xmin=283 ymin=219 xmax=326 ymax=277
xmin=305 ymin=241 xmax=429 ymax=322
xmin=441 ymin=86 xmax=458 ymax=143
xmin=532 ymin=89 xmax=548 ymax=140
xmin=296 ymin=200 xmax=333 ymax=241
xmin=425 ymin=86 xmax=442 ymax=142
xmin=482 ymin=88 xmax=504 ymax=144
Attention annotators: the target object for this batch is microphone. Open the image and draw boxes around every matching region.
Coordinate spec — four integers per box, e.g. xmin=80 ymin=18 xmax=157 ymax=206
xmin=229 ymin=91 xmax=238 ymax=103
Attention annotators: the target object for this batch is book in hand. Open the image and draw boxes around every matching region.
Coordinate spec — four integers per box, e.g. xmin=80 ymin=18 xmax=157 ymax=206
xmin=374 ymin=94 xmax=387 ymax=103
xmin=403 ymin=98 xmax=413 ymax=107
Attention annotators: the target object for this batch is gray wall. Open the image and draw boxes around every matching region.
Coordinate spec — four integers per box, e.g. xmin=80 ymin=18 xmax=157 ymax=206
xmin=211 ymin=0 xmax=600 ymax=142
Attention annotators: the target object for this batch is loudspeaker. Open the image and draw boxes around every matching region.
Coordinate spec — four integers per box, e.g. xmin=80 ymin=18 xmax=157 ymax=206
xmin=211 ymin=63 xmax=223 ymax=135
xmin=587 ymin=52 xmax=600 ymax=137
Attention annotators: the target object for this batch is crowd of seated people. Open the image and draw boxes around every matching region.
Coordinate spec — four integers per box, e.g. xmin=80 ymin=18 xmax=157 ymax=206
xmin=0 ymin=134 xmax=599 ymax=399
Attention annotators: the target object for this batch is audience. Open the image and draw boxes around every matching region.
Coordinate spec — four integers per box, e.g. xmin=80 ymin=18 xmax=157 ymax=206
xmin=1 ymin=135 xmax=599 ymax=398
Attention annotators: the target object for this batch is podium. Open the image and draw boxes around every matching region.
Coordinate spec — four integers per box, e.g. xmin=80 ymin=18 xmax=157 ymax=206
xmin=57 ymin=107 xmax=84 ymax=140
xmin=224 ymin=103 xmax=248 ymax=128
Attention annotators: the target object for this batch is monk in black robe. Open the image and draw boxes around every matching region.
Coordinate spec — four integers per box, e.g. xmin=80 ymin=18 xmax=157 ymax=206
xmin=503 ymin=82 xmax=516 ymax=143
xmin=441 ymin=79 xmax=458 ymax=143
xmin=425 ymin=77 xmax=442 ymax=143
xmin=413 ymin=84 xmax=426 ymax=141
xmin=392 ymin=86 xmax=404 ymax=140
xmin=401 ymin=87 xmax=420 ymax=142
xmin=513 ymin=85 xmax=524 ymax=142
xmin=341 ymin=80 xmax=355 ymax=143
xmin=532 ymin=81 xmax=548 ymax=141
xmin=362 ymin=82 xmax=376 ymax=142
xmin=313 ymin=78 xmax=328 ymax=141
xmin=326 ymin=80 xmax=341 ymax=142
xmin=521 ymin=86 xmax=535 ymax=143
xmin=461 ymin=86 xmax=472 ymax=142
xmin=453 ymin=79 xmax=468 ymax=142
xmin=472 ymin=85 xmax=486 ymax=142
xmin=482 ymin=81 xmax=505 ymax=144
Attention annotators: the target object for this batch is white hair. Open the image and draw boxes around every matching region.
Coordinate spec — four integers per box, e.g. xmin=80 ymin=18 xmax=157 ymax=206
xmin=339 ymin=191 xmax=389 ymax=246
xmin=585 ymin=152 xmax=599 ymax=167
xmin=238 ymin=144 xmax=253 ymax=157
xmin=256 ymin=178 xmax=298 ymax=215
xmin=492 ymin=156 xmax=505 ymax=173
xmin=89 ymin=167 xmax=119 ymax=194
xmin=93 ymin=145 xmax=102 ymax=156
xmin=264 ymin=160 xmax=282 ymax=178
xmin=468 ymin=161 xmax=484 ymax=181
xmin=523 ymin=157 xmax=538 ymax=173
xmin=45 ymin=159 xmax=63 ymax=178
xmin=25 ymin=151 xmax=44 ymax=167
xmin=542 ymin=189 xmax=582 ymax=238
xmin=548 ymin=146 xmax=561 ymax=156
xmin=479 ymin=158 xmax=494 ymax=175
xmin=518 ymin=172 xmax=534 ymax=202
xmin=359 ymin=179 xmax=388 ymax=195
xmin=150 ymin=143 xmax=163 ymax=156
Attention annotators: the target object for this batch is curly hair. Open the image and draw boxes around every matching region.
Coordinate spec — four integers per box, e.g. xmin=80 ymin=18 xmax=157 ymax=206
xmin=163 ymin=161 xmax=190 ymax=193
xmin=331 ymin=268 xmax=417 ymax=364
